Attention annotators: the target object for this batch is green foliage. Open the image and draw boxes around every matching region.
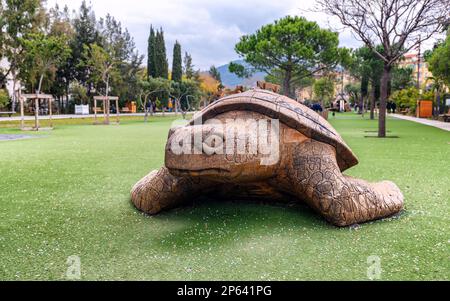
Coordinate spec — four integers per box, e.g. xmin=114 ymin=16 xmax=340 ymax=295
xmin=391 ymin=87 xmax=434 ymax=111
xmin=183 ymin=52 xmax=195 ymax=79
xmin=170 ymin=79 xmax=202 ymax=111
xmin=172 ymin=41 xmax=183 ymax=82
xmin=0 ymin=89 xmax=10 ymax=108
xmin=427 ymin=35 xmax=450 ymax=86
xmin=147 ymin=26 xmax=156 ymax=78
xmin=346 ymin=46 xmax=384 ymax=92
xmin=391 ymin=66 xmax=414 ymax=92
xmin=232 ymin=16 xmax=344 ymax=96
xmin=137 ymin=77 xmax=172 ymax=110
xmin=81 ymin=43 xmax=117 ymax=95
xmin=70 ymin=82 xmax=88 ymax=105
xmin=391 ymin=87 xmax=419 ymax=109
xmin=313 ymin=77 xmax=334 ymax=105
xmin=265 ymin=68 xmax=314 ymax=96
xmin=71 ymin=0 xmax=102 ymax=86
xmin=209 ymin=65 xmax=223 ymax=89
xmin=344 ymin=83 xmax=361 ymax=104
xmin=154 ymin=29 xmax=168 ymax=79
xmin=1 ymin=0 xmax=46 ymax=86
xmin=228 ymin=62 xmax=252 ymax=78
xmin=21 ymin=32 xmax=71 ymax=93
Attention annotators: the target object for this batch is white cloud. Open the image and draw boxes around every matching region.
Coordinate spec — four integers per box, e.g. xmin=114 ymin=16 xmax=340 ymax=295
xmin=46 ymin=0 xmax=439 ymax=70
xmin=45 ymin=0 xmax=316 ymax=69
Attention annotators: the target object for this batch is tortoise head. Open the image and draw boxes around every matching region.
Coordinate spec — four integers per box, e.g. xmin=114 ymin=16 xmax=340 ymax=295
xmin=165 ymin=120 xmax=280 ymax=182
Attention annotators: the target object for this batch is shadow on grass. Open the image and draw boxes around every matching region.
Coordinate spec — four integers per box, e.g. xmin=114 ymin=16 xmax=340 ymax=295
xmin=137 ymin=198 xmax=333 ymax=251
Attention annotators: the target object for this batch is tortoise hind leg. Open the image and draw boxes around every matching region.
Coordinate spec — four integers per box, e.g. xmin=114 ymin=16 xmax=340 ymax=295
xmin=131 ymin=167 xmax=210 ymax=215
xmin=278 ymin=140 xmax=404 ymax=226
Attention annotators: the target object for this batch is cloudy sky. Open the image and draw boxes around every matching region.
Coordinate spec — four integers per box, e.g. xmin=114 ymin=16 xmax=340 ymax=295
xmin=45 ymin=0 xmax=434 ymax=70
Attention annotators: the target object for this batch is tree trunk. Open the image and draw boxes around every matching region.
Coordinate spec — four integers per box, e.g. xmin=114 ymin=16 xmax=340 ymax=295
xmin=370 ymin=83 xmax=376 ymax=120
xmin=12 ymin=74 xmax=17 ymax=112
xmin=37 ymin=74 xmax=44 ymax=95
xmin=379 ymin=65 xmax=391 ymax=138
xmin=359 ymin=93 xmax=364 ymax=116
xmin=283 ymin=68 xmax=292 ymax=98
xmin=105 ymin=75 xmax=110 ymax=125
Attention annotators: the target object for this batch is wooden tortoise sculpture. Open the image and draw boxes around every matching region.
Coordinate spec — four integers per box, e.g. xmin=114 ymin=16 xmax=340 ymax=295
xmin=131 ymin=89 xmax=404 ymax=226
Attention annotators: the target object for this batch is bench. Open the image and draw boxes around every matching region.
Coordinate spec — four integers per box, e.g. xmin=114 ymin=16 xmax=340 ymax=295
xmin=120 ymin=107 xmax=130 ymax=113
xmin=0 ymin=111 xmax=15 ymax=117
xmin=93 ymin=107 xmax=103 ymax=114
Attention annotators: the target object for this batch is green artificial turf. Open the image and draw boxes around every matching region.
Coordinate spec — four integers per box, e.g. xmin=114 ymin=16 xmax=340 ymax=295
xmin=0 ymin=114 xmax=449 ymax=280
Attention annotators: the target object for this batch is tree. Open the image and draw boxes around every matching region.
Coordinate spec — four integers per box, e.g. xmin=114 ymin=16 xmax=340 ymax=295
xmin=319 ymin=0 xmax=449 ymax=137
xmin=264 ymin=68 xmax=314 ymax=97
xmin=170 ymin=79 xmax=201 ymax=119
xmin=0 ymin=89 xmax=9 ymax=108
xmin=137 ymin=77 xmax=171 ymax=121
xmin=427 ymin=34 xmax=450 ymax=86
xmin=209 ymin=65 xmax=223 ymax=89
xmin=1 ymin=0 xmax=46 ymax=110
xmin=21 ymin=33 xmax=71 ymax=94
xmin=391 ymin=66 xmax=415 ymax=92
xmin=172 ymin=41 xmax=182 ymax=82
xmin=313 ymin=77 xmax=335 ymax=107
xmin=98 ymin=14 xmax=143 ymax=103
xmin=345 ymin=83 xmax=361 ymax=105
xmin=199 ymin=73 xmax=220 ymax=105
xmin=70 ymin=81 xmax=88 ymax=105
xmin=154 ymin=28 xmax=168 ymax=79
xmin=147 ymin=26 xmax=156 ymax=78
xmin=71 ymin=0 xmax=101 ymax=87
xmin=183 ymin=51 xmax=195 ymax=79
xmin=47 ymin=4 xmax=75 ymax=109
xmin=230 ymin=16 xmax=346 ymax=98
xmin=81 ymin=43 xmax=117 ymax=98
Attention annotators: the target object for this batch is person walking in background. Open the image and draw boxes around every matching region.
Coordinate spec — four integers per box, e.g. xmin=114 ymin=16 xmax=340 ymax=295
xmin=168 ymin=98 xmax=173 ymax=112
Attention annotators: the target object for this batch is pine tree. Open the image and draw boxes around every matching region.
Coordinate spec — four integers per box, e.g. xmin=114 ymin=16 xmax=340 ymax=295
xmin=147 ymin=25 xmax=156 ymax=78
xmin=172 ymin=41 xmax=182 ymax=82
xmin=184 ymin=52 xmax=194 ymax=79
xmin=72 ymin=0 xmax=101 ymax=86
xmin=209 ymin=65 xmax=224 ymax=90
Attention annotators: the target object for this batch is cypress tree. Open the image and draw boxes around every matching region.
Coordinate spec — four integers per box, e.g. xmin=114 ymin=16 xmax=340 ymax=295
xmin=172 ymin=41 xmax=182 ymax=82
xmin=155 ymin=28 xmax=168 ymax=79
xmin=147 ymin=25 xmax=156 ymax=78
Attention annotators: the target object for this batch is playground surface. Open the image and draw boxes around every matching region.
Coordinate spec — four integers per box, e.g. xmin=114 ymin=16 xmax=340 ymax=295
xmin=0 ymin=114 xmax=448 ymax=280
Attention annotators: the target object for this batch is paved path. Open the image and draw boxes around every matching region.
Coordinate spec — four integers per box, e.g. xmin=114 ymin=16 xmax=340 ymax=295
xmin=0 ymin=112 xmax=189 ymax=122
xmin=391 ymin=114 xmax=450 ymax=132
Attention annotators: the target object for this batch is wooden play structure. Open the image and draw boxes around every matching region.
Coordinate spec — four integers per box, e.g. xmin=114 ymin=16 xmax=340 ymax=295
xmin=20 ymin=94 xmax=54 ymax=131
xmin=93 ymin=96 xmax=120 ymax=125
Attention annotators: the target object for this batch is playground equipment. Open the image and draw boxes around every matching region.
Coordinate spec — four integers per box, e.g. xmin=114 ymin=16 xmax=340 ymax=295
xmin=20 ymin=94 xmax=54 ymax=131
xmin=93 ymin=96 xmax=120 ymax=125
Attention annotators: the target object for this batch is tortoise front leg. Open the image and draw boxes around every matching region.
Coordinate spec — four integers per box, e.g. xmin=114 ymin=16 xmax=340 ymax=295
xmin=131 ymin=167 xmax=210 ymax=215
xmin=277 ymin=140 xmax=404 ymax=226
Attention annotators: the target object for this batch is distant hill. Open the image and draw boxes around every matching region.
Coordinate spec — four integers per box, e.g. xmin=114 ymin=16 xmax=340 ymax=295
xmin=216 ymin=60 xmax=267 ymax=88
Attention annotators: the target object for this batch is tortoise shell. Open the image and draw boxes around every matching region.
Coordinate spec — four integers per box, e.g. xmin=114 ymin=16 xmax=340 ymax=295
xmin=190 ymin=89 xmax=358 ymax=171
